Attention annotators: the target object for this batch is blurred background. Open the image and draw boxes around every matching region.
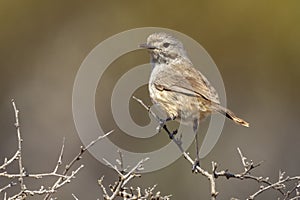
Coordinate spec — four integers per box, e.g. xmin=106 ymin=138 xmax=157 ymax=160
xmin=1 ymin=0 xmax=300 ymax=199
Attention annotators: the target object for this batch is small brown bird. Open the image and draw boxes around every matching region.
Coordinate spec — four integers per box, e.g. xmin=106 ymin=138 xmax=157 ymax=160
xmin=140 ymin=32 xmax=249 ymax=169
xmin=140 ymin=32 xmax=249 ymax=132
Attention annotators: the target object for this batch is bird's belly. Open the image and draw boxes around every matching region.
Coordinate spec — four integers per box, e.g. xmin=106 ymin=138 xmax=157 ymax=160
xmin=149 ymin=84 xmax=212 ymax=123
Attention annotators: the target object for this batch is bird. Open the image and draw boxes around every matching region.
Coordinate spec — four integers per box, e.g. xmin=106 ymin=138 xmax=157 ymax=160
xmin=140 ymin=32 xmax=249 ymax=169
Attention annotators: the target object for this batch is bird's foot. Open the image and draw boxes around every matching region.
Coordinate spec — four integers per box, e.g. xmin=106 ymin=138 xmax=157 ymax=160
xmin=163 ymin=125 xmax=178 ymax=139
xmin=192 ymin=159 xmax=200 ymax=173
xmin=156 ymin=116 xmax=177 ymax=137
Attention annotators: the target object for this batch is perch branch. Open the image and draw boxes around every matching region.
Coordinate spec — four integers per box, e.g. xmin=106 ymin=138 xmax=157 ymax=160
xmin=133 ymin=96 xmax=300 ymax=200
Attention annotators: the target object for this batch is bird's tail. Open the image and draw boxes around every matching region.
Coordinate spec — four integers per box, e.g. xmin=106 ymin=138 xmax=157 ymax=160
xmin=214 ymin=104 xmax=249 ymax=127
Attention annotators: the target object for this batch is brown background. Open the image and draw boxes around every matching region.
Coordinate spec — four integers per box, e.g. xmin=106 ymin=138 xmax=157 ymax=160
xmin=1 ymin=0 xmax=300 ymax=199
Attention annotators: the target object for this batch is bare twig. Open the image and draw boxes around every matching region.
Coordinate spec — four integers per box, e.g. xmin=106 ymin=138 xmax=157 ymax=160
xmin=0 ymin=151 xmax=20 ymax=171
xmin=248 ymin=175 xmax=300 ymax=200
xmin=54 ymin=137 xmax=65 ymax=173
xmin=72 ymin=193 xmax=79 ymax=200
xmin=284 ymin=182 xmax=300 ymax=200
xmin=98 ymin=176 xmax=109 ymax=199
xmin=99 ymin=152 xmax=170 ymax=200
xmin=1 ymin=99 xmax=113 ymax=199
xmin=132 ymin=96 xmax=159 ymax=122
xmin=0 ymin=182 xmax=17 ymax=193
xmin=44 ymin=130 xmax=113 ymax=200
xmin=11 ymin=99 xmax=26 ymax=192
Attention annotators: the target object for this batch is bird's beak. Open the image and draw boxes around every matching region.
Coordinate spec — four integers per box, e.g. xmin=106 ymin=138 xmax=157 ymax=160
xmin=139 ymin=43 xmax=156 ymax=50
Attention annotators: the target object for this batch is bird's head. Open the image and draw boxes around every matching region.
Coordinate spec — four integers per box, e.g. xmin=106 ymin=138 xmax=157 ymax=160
xmin=140 ymin=32 xmax=188 ymax=64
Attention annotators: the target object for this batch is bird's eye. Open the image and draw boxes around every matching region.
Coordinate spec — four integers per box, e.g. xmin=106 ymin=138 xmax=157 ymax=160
xmin=163 ymin=42 xmax=170 ymax=48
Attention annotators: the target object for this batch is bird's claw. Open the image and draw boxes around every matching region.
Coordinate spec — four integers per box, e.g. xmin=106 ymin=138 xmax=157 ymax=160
xmin=156 ymin=117 xmax=178 ymax=139
xmin=168 ymin=128 xmax=178 ymax=139
xmin=192 ymin=159 xmax=200 ymax=173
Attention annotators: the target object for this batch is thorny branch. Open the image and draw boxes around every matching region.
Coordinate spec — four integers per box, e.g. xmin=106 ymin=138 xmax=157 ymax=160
xmin=133 ymin=96 xmax=300 ymax=200
xmin=44 ymin=130 xmax=113 ymax=200
xmin=1 ymin=97 xmax=299 ymax=199
xmin=99 ymin=152 xmax=171 ymax=200
xmin=12 ymin=100 xmax=26 ymax=192
xmin=0 ymin=99 xmax=113 ymax=200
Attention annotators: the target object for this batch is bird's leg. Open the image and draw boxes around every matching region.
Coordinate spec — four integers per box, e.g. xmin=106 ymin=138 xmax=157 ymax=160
xmin=192 ymin=132 xmax=200 ymax=173
xmin=162 ymin=124 xmax=178 ymax=139
xmin=157 ymin=116 xmax=177 ymax=139
xmin=192 ymin=118 xmax=200 ymax=173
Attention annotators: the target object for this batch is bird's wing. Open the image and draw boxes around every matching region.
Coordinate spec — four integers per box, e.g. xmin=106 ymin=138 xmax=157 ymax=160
xmin=153 ymin=62 xmax=220 ymax=104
